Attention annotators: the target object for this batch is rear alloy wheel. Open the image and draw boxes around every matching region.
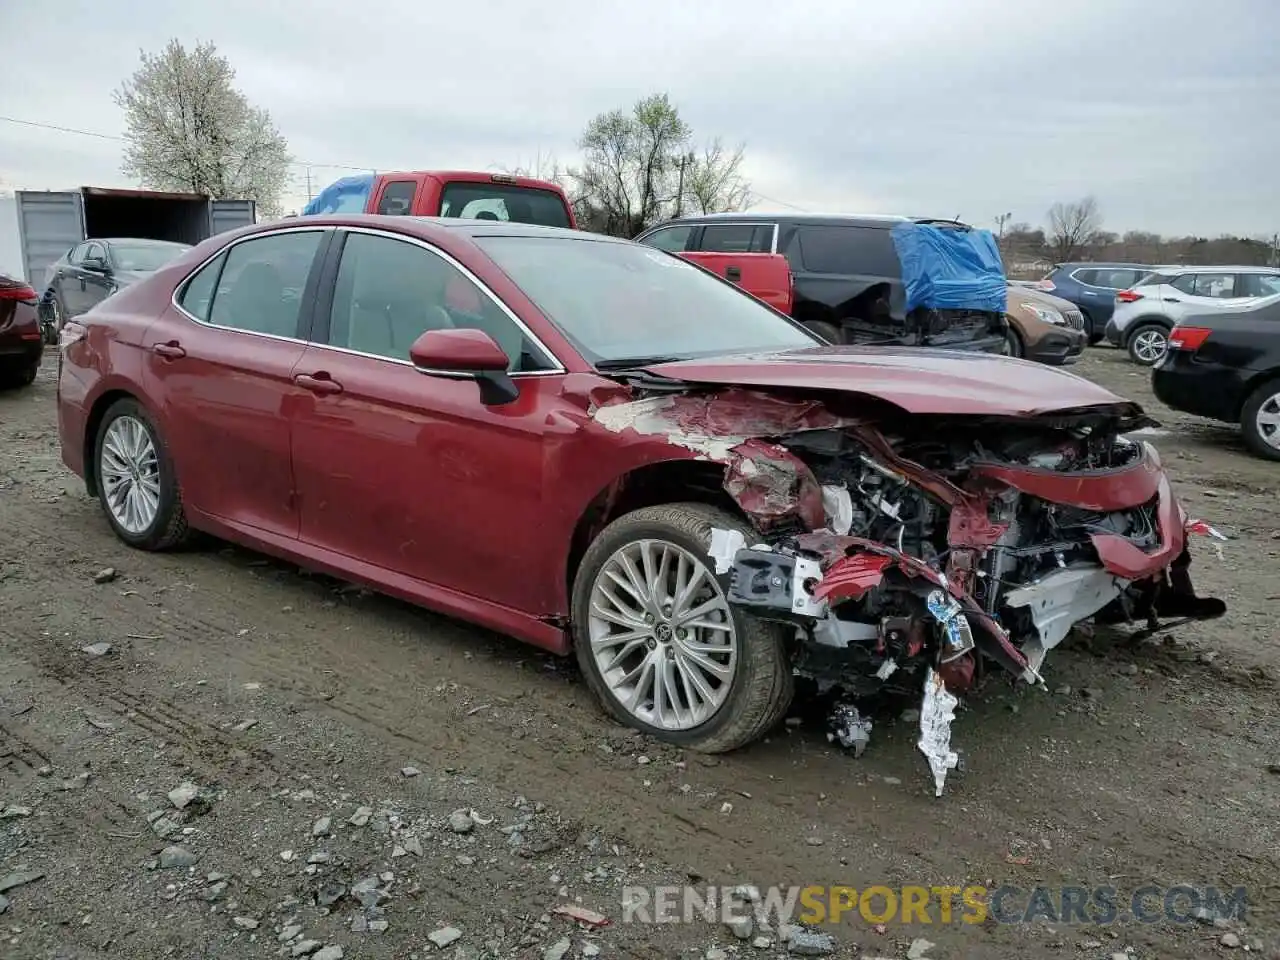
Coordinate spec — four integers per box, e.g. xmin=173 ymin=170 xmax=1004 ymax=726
xmin=1127 ymin=323 xmax=1169 ymax=365
xmin=572 ymin=503 xmax=793 ymax=752
xmin=94 ymin=399 xmax=191 ymax=550
xmin=1241 ymin=380 xmax=1280 ymax=462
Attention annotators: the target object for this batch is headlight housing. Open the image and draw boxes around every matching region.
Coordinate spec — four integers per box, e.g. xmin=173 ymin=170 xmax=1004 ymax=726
xmin=1021 ymin=302 xmax=1066 ymax=326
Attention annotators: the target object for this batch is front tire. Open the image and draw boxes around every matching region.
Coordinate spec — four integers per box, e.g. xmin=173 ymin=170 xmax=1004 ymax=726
xmin=1002 ymin=326 xmax=1025 ymax=358
xmin=804 ymin=320 xmax=843 ymax=344
xmin=93 ymin=398 xmax=191 ymax=550
xmin=571 ymin=503 xmax=793 ymax=753
xmin=1127 ymin=322 xmax=1169 ymax=366
xmin=1241 ymin=379 xmax=1280 ymax=462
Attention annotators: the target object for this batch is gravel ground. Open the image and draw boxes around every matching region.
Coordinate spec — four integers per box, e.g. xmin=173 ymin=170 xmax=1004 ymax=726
xmin=1 ymin=347 xmax=1277 ymax=960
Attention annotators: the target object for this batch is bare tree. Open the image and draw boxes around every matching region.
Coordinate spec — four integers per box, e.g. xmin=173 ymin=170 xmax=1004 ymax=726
xmin=115 ymin=40 xmax=291 ymax=217
xmin=681 ymin=138 xmax=752 ymax=216
xmin=1046 ymin=196 xmax=1103 ymax=262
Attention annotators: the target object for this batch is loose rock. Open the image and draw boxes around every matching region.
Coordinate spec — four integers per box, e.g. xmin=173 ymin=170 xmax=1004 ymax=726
xmin=159 ymin=846 xmax=197 ymax=869
xmin=278 ymin=924 xmax=302 ymax=942
xmin=402 ymin=834 xmax=424 ymax=857
xmin=726 ymin=916 xmax=754 ymax=939
xmin=82 ymin=642 xmax=113 ymax=656
xmin=428 ymin=926 xmax=463 ymax=948
xmin=312 ymin=816 xmax=332 ymax=837
xmin=543 ymin=938 xmax=572 ymax=960
xmin=788 ymin=929 xmax=838 ymax=955
xmin=313 ymin=949 xmax=343 ymax=960
xmin=292 ymin=940 xmax=322 ymax=956
xmin=1221 ymin=932 xmax=1241 ymax=948
xmin=906 ymin=938 xmax=935 ymax=960
xmin=168 ymin=782 xmax=200 ymax=809
xmin=448 ymin=810 xmax=475 ymax=834
xmin=0 ymin=894 xmax=8 ymax=914
xmin=93 ymin=567 xmax=117 ymax=584
xmin=348 ymin=806 xmax=373 ymax=827
xmin=401 ymin=766 xmax=421 ymax=778
xmin=233 ymin=916 xmax=260 ymax=930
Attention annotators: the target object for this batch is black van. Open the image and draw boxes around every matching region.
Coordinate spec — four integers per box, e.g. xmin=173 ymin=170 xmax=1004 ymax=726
xmin=634 ymin=213 xmax=1007 ymax=352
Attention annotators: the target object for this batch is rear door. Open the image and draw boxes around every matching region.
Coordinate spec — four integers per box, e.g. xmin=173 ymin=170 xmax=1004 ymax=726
xmin=1164 ymin=272 xmax=1253 ymax=324
xmin=1073 ymin=266 xmax=1148 ymax=322
xmin=79 ymin=241 xmax=115 ymax=313
xmin=142 ymin=227 xmax=331 ymax=538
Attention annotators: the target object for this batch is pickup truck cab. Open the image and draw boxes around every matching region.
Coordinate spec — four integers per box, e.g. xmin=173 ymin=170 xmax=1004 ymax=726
xmin=677 ymin=250 xmax=794 ymax=315
xmin=303 ymin=171 xmax=576 ymax=229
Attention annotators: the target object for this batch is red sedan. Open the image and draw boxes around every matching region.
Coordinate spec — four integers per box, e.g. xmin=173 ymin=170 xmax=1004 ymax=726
xmin=56 ymin=216 xmax=1223 ymax=788
xmin=0 ymin=273 xmax=44 ymax=388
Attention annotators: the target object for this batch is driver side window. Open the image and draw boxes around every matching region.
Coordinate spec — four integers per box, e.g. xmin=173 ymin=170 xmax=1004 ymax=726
xmin=326 ymin=232 xmax=555 ymax=372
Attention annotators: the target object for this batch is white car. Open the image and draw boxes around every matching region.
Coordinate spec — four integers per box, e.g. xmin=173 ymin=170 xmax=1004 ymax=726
xmin=1108 ymin=266 xmax=1280 ymax=365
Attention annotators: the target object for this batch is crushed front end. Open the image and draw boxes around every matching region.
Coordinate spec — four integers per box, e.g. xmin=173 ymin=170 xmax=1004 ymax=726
xmin=674 ymin=391 xmax=1227 ymax=795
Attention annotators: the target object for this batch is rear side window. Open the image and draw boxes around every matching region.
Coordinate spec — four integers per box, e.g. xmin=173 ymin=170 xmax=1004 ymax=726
xmin=438 ymin=182 xmax=572 ymax=228
xmin=1077 ymin=267 xmax=1145 ymax=289
xmin=639 ymin=225 xmax=694 ymax=252
xmin=205 ymin=231 xmax=324 ymax=337
xmin=1135 ymin=271 xmax=1171 ymax=287
xmin=1240 ymin=273 xmax=1280 ymax=297
xmin=792 ymin=225 xmax=899 ymax=276
xmin=699 ymin=223 xmax=774 ymax=253
xmin=376 ymin=180 xmax=417 ymax=215
xmin=177 ymin=252 xmax=227 ymax=322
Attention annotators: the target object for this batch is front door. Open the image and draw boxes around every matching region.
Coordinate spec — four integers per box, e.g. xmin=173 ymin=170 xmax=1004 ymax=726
xmin=142 ymin=228 xmax=330 ymax=537
xmin=290 ymin=228 xmax=567 ymax=614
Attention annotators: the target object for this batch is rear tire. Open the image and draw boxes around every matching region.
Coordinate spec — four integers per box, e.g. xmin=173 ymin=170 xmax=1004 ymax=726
xmin=1002 ymin=326 xmax=1025 ymax=358
xmin=1127 ymin=322 xmax=1169 ymax=366
xmin=93 ymin=398 xmax=192 ymax=550
xmin=804 ymin=320 xmax=843 ymax=345
xmin=572 ymin=503 xmax=793 ymax=753
xmin=0 ymin=360 xmax=37 ymax=390
xmin=1240 ymin=379 xmax=1280 ymax=462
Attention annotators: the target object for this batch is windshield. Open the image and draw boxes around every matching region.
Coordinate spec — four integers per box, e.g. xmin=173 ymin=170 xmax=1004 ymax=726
xmin=439 ymin=183 xmax=572 ymax=228
xmin=110 ymin=241 xmax=191 ymax=272
xmin=475 ymin=235 xmax=818 ymax=365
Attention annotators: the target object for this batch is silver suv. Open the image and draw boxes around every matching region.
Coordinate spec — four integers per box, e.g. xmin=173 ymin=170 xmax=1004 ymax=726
xmin=1107 ymin=265 xmax=1280 ymax=365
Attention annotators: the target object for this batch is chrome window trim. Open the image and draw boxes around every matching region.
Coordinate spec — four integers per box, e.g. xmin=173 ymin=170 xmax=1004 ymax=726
xmin=168 ymin=223 xmax=568 ymax=376
xmin=698 ymin=220 xmax=780 ymax=254
xmin=334 ymin=225 xmax=564 ymax=374
xmin=170 ymin=225 xmax=328 ymax=345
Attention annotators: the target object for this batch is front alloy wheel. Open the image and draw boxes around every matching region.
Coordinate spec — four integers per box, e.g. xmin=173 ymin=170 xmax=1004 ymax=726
xmin=587 ymin=538 xmax=738 ymax=730
xmin=572 ymin=503 xmax=793 ymax=752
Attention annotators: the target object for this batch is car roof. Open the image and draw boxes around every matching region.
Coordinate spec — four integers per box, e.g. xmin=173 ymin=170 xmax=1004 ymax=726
xmin=1145 ymin=264 xmax=1280 ymax=275
xmin=644 ymin=212 xmax=971 ymax=230
xmin=1057 ymin=262 xmax=1155 ymax=270
xmin=240 ymin=215 xmax=621 ymax=245
xmin=96 ymin=237 xmax=192 ymax=247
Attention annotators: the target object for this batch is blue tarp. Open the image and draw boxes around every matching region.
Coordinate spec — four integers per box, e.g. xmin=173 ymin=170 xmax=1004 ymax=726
xmin=301 ymin=174 xmax=375 ymax=216
xmin=890 ymin=222 xmax=1007 ymax=314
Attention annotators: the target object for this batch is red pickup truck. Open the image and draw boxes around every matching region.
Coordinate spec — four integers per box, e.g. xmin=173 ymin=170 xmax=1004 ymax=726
xmin=302 ymin=171 xmax=577 ymax=228
xmin=303 ymin=172 xmax=793 ymax=315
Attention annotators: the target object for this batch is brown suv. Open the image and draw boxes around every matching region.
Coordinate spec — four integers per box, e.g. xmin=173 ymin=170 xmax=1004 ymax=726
xmin=1002 ymin=283 xmax=1087 ymax=365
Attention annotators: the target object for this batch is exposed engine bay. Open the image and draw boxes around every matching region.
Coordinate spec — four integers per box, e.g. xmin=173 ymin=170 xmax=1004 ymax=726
xmin=593 ymin=384 xmax=1228 ymax=796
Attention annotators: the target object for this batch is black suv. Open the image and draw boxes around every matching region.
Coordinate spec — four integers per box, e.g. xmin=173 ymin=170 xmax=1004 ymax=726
xmin=634 ymin=213 xmax=1007 ymax=352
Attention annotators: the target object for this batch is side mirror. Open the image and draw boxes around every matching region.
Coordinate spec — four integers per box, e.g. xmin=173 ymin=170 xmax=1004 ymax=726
xmin=82 ymin=256 xmax=109 ymax=273
xmin=408 ymin=328 xmax=519 ymax=405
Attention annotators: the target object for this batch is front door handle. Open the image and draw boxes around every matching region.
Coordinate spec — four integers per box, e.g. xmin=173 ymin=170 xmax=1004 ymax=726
xmin=725 ymin=265 xmax=742 ymax=283
xmin=294 ymin=373 xmax=343 ymax=395
xmin=152 ymin=341 xmax=186 ymax=359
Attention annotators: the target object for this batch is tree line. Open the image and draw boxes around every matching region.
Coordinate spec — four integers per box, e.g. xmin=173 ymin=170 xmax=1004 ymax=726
xmin=1000 ymin=196 xmax=1278 ymax=276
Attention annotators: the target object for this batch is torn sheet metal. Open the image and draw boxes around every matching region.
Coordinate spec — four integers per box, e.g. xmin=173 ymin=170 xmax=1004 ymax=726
xmin=1002 ymin=566 xmax=1124 ymax=674
xmin=828 ymin=702 xmax=873 ymax=757
xmin=918 ymin=668 xmax=960 ymax=797
xmin=722 ymin=439 xmax=826 ymax=530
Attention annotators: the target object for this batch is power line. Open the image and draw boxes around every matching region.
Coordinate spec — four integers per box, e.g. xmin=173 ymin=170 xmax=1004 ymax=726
xmin=0 ymin=114 xmax=372 ymax=172
xmin=750 ymin=191 xmax=808 ymax=212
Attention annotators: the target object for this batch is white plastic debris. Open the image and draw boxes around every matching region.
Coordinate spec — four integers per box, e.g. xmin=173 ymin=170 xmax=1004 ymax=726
xmin=709 ymin=528 xmax=748 ymax=574
xmin=917 ymin=668 xmax=959 ymax=797
xmin=820 ymin=484 xmax=854 ymax=535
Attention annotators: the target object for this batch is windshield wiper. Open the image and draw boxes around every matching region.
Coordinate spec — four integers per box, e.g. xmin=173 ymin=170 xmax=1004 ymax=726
xmin=594 ymin=355 xmax=685 ymax=370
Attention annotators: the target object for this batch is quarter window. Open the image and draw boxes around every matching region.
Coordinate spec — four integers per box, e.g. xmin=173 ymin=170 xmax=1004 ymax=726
xmin=639 ymin=225 xmax=694 ymax=252
xmin=376 ymin=181 xmax=417 ymax=216
xmin=177 ymin=252 xmax=227 ymax=322
xmin=206 ymin=231 xmax=324 ymax=337
xmin=327 ymin=232 xmax=554 ymax=372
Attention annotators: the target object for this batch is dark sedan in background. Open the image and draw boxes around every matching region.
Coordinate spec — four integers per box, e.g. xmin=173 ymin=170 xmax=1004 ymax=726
xmin=1152 ymin=293 xmax=1280 ymax=460
xmin=0 ymin=273 xmax=43 ymax=388
xmin=40 ymin=238 xmax=191 ymax=340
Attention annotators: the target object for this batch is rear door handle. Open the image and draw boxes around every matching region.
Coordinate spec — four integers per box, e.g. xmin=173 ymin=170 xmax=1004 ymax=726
xmin=152 ymin=341 xmax=186 ymax=359
xmin=1164 ymin=297 xmax=1180 ymax=303
xmin=725 ymin=265 xmax=742 ymax=283
xmin=294 ymin=373 xmax=343 ymax=395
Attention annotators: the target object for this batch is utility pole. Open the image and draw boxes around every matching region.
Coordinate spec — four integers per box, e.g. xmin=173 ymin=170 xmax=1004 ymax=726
xmin=995 ymin=212 xmax=1012 ymax=240
xmin=674 ymin=151 xmax=695 ymax=218
xmin=305 ymin=166 xmax=313 ymax=202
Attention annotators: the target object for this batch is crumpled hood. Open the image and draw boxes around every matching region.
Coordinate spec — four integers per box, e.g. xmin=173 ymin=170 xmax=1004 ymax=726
xmin=645 ymin=346 xmax=1135 ymax=417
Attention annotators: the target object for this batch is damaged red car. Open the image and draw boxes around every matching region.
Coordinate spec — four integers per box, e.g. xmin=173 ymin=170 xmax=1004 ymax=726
xmin=55 ymin=216 xmax=1225 ymax=794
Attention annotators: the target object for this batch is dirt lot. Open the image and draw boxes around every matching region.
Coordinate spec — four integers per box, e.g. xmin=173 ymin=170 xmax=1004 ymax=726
xmin=1 ymin=347 xmax=1278 ymax=960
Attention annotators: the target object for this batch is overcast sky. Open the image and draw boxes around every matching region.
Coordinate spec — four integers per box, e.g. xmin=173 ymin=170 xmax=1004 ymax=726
xmin=1 ymin=0 xmax=1276 ymax=237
